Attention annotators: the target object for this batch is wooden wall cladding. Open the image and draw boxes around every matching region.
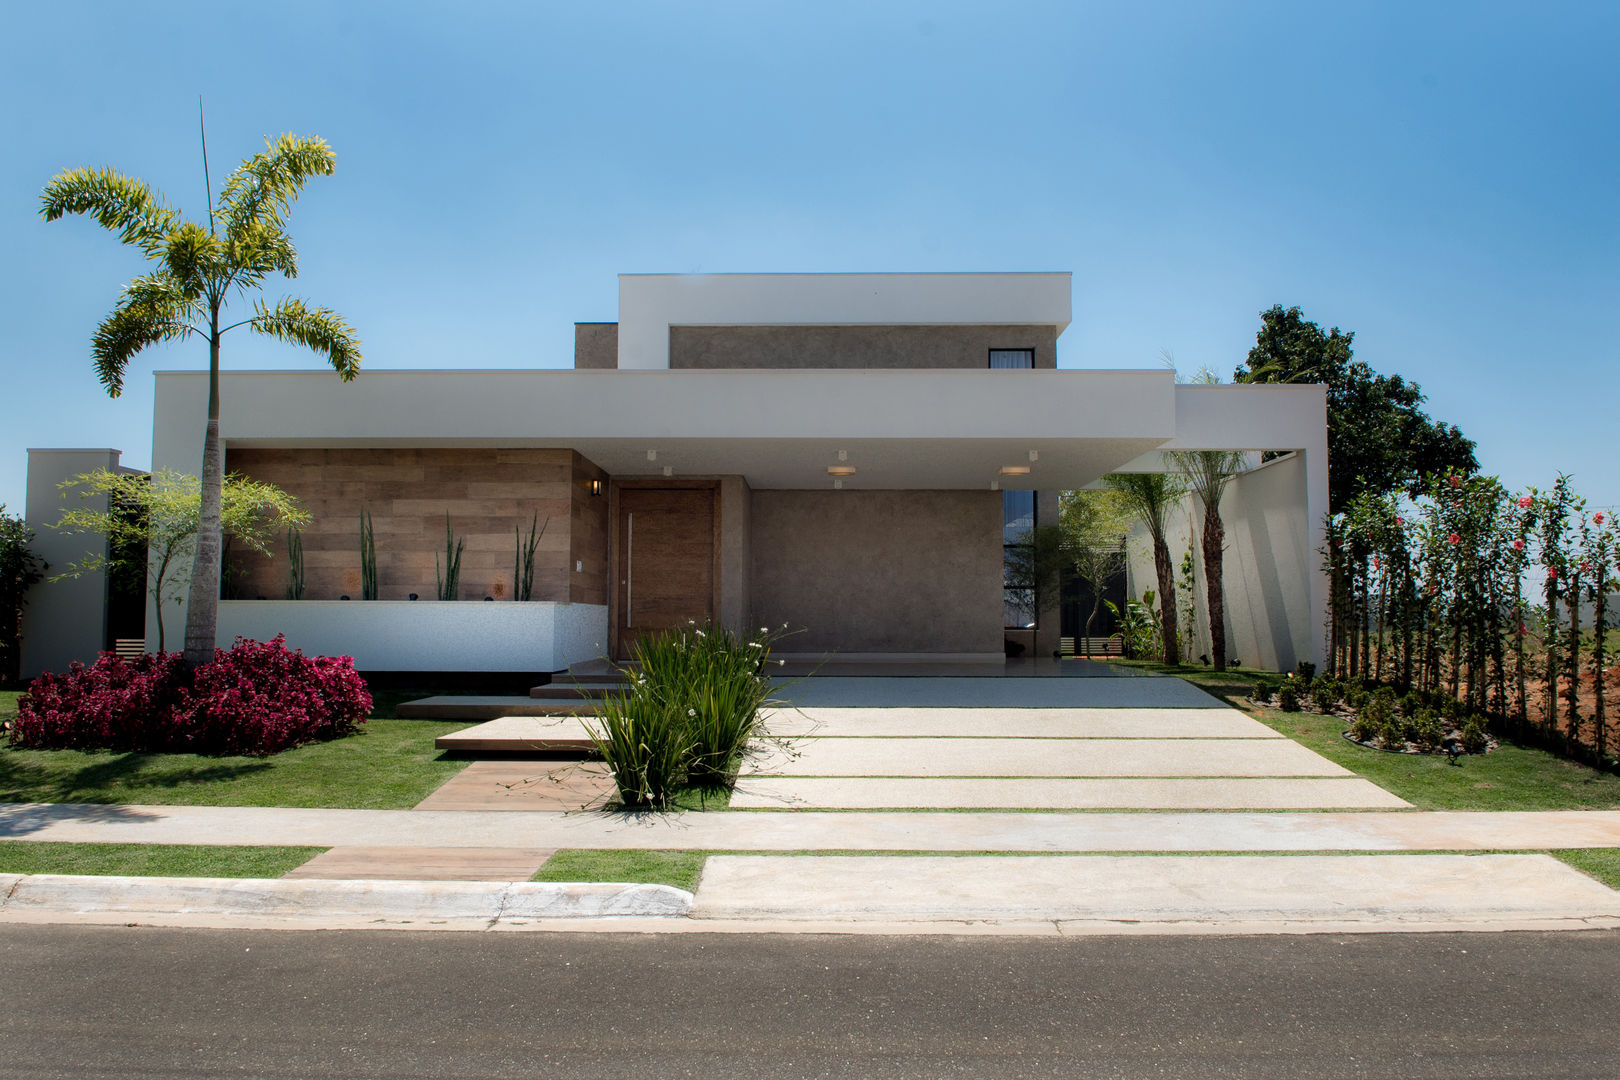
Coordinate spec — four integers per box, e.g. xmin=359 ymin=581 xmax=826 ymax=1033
xmin=224 ymin=447 xmax=591 ymax=603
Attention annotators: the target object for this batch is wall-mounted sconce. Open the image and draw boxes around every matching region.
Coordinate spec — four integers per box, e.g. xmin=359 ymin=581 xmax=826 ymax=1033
xmin=588 ymin=479 xmax=604 ymax=496
xmin=662 ymin=465 xmax=673 ymax=477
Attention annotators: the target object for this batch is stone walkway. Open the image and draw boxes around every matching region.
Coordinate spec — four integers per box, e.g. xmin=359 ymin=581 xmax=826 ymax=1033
xmin=736 ymin=680 xmax=1406 ymax=811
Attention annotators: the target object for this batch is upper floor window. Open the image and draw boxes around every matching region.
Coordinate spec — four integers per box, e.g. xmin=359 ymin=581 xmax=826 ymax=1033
xmin=988 ymin=349 xmax=1034 ymax=370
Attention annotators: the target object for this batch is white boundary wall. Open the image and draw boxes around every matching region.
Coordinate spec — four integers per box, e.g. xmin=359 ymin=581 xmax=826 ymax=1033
xmin=1126 ymin=453 xmax=1315 ymax=674
xmin=214 ymin=601 xmax=608 ymax=672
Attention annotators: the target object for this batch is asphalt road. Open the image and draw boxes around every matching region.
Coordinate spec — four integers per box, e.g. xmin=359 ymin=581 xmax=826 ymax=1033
xmin=4 ymin=925 xmax=1620 ymax=1079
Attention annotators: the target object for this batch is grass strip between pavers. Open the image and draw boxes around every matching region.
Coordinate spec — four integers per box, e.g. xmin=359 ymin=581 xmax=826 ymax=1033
xmin=1108 ymin=661 xmax=1620 ymax=812
xmin=0 ymin=841 xmax=328 ymax=878
xmin=534 ymin=847 xmax=1620 ymax=894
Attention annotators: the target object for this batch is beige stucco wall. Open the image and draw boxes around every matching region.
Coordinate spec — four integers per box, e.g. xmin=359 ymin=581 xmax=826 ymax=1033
xmin=1125 ymin=453 xmax=1313 ymax=674
xmin=669 ymin=325 xmax=1059 ymax=370
xmin=718 ymin=476 xmax=751 ymax=635
xmin=749 ymin=490 xmax=1003 ymax=655
xmin=573 ymin=323 xmax=619 ymax=369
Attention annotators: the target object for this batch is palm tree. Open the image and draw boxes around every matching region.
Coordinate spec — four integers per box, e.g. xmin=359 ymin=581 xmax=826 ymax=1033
xmin=1168 ymin=448 xmax=1246 ymax=671
xmin=41 ymin=131 xmax=361 ymax=668
xmin=1105 ymin=472 xmax=1188 ymax=664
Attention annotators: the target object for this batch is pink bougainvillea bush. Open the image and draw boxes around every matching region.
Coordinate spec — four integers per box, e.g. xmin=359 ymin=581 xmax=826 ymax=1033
xmin=11 ymin=636 xmax=371 ymax=757
xmin=11 ymin=651 xmax=190 ymax=752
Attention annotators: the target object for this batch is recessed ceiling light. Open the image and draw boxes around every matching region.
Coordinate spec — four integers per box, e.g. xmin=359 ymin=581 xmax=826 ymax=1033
xmin=998 ymin=465 xmax=1032 ymax=476
xmin=828 ymin=465 xmax=857 ymax=476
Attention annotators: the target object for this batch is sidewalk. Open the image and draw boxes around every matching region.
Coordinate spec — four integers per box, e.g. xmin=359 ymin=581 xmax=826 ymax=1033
xmin=9 ymin=802 xmax=1620 ymax=852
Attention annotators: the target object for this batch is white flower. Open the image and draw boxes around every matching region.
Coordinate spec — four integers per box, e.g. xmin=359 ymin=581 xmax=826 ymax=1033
xmin=748 ymin=642 xmax=763 ymax=649
xmin=695 ymin=629 xmax=705 ymax=637
xmin=777 ymin=659 xmax=786 ymax=667
xmin=760 ymin=627 xmax=769 ymax=634
xmin=687 ymin=708 xmax=696 ymax=717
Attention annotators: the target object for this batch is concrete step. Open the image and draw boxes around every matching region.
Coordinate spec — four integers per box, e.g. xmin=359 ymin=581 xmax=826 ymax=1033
xmin=395 ymin=696 xmax=599 ymax=720
xmin=529 ymin=680 xmax=630 ymax=701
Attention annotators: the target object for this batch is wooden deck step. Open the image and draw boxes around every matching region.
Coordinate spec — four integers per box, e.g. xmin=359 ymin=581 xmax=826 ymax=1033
xmin=434 ymin=716 xmax=599 ymax=754
xmin=281 ymin=846 xmax=556 ymax=882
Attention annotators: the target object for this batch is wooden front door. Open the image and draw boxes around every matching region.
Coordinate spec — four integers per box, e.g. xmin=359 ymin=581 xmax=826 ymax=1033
xmin=616 ymin=486 xmax=716 ymax=658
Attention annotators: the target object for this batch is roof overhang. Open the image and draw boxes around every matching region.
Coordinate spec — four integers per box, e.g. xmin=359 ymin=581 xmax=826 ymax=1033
xmin=158 ymin=368 xmax=1179 ymax=491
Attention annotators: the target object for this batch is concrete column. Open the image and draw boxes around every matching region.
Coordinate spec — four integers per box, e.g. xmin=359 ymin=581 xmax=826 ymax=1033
xmin=1035 ymin=489 xmax=1061 ymax=659
xmin=20 ymin=449 xmax=122 ymax=678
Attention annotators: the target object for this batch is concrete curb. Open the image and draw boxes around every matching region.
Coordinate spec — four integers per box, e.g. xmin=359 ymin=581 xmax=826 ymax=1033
xmin=0 ymin=874 xmax=693 ymax=923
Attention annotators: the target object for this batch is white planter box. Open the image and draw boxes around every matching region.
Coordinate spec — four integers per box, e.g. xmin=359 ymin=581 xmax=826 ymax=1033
xmin=212 ymin=601 xmax=608 ymax=672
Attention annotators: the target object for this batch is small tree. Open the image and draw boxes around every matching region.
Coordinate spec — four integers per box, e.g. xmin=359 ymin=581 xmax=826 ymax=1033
xmin=1105 ymin=472 xmax=1187 ymax=664
xmin=1057 ymin=490 xmax=1133 ymax=648
xmin=0 ymin=505 xmax=46 ymax=686
xmin=50 ymin=469 xmax=309 ymax=652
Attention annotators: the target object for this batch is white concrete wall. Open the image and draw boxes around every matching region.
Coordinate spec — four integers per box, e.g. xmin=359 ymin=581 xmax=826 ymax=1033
xmin=618 ymin=273 xmax=1073 ymax=369
xmin=215 ymin=601 xmax=609 ymax=672
xmin=20 ymin=449 xmax=121 ymax=678
xmin=1125 ymin=453 xmax=1316 ymax=674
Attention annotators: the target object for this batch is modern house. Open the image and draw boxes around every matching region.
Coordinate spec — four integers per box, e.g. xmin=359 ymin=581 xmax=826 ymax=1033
xmin=21 ymin=273 xmax=1327 ymax=678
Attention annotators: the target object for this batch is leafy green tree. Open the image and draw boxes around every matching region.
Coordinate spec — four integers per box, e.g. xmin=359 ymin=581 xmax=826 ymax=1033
xmin=50 ymin=469 xmax=310 ymax=653
xmin=1057 ymin=489 xmax=1133 ymax=647
xmin=0 ymin=505 xmax=45 ymax=686
xmin=1105 ymin=472 xmax=1187 ymax=664
xmin=1234 ymin=304 xmax=1476 ymax=512
xmin=41 ymin=131 xmax=360 ymax=668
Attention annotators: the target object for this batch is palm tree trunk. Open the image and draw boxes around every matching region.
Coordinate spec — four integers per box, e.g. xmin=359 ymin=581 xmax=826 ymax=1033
xmin=182 ymin=317 xmax=224 ymax=669
xmin=1153 ymin=533 xmax=1179 ymax=665
xmin=1202 ymin=500 xmax=1226 ymax=671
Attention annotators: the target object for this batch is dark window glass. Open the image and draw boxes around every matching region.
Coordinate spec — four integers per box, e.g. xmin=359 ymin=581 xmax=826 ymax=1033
xmin=989 ymin=348 xmax=1035 ymax=369
xmin=1002 ymin=489 xmax=1035 ymax=546
xmin=1002 ymin=489 xmax=1037 ymax=629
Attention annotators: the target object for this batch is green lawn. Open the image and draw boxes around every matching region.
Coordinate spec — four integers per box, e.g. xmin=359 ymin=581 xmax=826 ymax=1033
xmin=533 ymin=848 xmax=707 ymax=892
xmin=1112 ymin=660 xmax=1620 ymax=811
xmin=0 ymin=841 xmax=325 ymax=877
xmin=1 ymin=681 xmax=471 ymax=808
xmin=1553 ymin=849 xmax=1620 ymax=890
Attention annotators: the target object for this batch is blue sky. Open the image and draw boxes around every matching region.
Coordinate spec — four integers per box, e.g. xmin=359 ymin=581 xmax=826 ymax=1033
xmin=3 ymin=0 xmax=1616 ymax=513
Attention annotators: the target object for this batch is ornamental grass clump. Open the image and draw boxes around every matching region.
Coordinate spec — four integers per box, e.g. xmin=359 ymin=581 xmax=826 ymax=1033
xmin=588 ymin=689 xmax=692 ymax=811
xmin=587 ymin=623 xmax=791 ymax=807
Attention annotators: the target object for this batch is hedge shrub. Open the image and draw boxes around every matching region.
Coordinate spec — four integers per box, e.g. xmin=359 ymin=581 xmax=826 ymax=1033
xmin=12 ymin=635 xmax=370 ymax=757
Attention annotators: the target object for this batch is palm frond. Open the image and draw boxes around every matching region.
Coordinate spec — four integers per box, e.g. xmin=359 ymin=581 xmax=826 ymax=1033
xmin=40 ymin=167 xmax=179 ymax=256
xmin=160 ymin=221 xmax=223 ymax=295
xmin=228 ymin=219 xmax=299 ymax=285
xmin=250 ymin=297 xmax=362 ymax=380
xmin=90 ymin=275 xmax=199 ymax=396
xmin=219 ymin=134 xmax=335 ymax=240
